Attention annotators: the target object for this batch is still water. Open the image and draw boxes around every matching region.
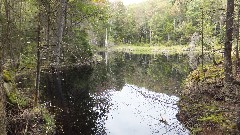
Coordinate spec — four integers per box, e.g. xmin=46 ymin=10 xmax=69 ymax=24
xmin=97 ymin=85 xmax=186 ymax=135
xmin=41 ymin=52 xmax=193 ymax=135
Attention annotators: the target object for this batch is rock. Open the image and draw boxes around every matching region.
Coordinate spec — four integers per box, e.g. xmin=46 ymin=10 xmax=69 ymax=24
xmin=3 ymin=82 xmax=13 ymax=93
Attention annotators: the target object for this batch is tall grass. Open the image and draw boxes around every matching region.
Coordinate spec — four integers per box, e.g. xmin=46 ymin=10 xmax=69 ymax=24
xmin=109 ymin=44 xmax=190 ymax=54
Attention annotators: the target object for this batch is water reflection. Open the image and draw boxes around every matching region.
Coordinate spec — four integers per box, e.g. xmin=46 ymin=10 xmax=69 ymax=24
xmin=102 ymin=85 xmax=188 ymax=135
xmin=41 ymin=66 xmax=109 ymax=135
xmin=38 ymin=52 xmax=192 ymax=134
xmin=97 ymin=52 xmax=191 ymax=94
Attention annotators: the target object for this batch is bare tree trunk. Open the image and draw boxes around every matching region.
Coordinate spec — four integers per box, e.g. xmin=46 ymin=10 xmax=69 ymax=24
xmin=236 ymin=4 xmax=240 ymax=76
xmin=224 ymin=0 xmax=234 ymax=83
xmin=46 ymin=3 xmax=50 ymax=63
xmin=35 ymin=12 xmax=41 ymax=107
xmin=4 ymin=0 xmax=15 ymax=68
xmin=52 ymin=0 xmax=66 ymax=108
xmin=105 ymin=28 xmax=108 ymax=47
xmin=149 ymin=26 xmax=152 ymax=44
xmin=54 ymin=0 xmax=66 ymax=65
xmin=3 ymin=0 xmax=9 ymax=64
xmin=38 ymin=0 xmax=51 ymax=65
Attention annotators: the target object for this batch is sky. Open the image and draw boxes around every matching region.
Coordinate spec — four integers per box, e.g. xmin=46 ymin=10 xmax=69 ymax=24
xmin=109 ymin=0 xmax=147 ymax=5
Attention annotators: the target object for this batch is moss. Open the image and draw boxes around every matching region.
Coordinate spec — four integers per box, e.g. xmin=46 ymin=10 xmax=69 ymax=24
xmin=3 ymin=70 xmax=12 ymax=82
xmin=43 ymin=112 xmax=56 ymax=133
xmin=190 ymin=127 xmax=203 ymax=135
xmin=184 ymin=64 xmax=224 ymax=92
xmin=198 ymin=114 xmax=225 ymax=123
xmin=189 ymin=65 xmax=223 ymax=81
xmin=7 ymin=91 xmax=29 ymax=107
xmin=203 ymin=104 xmax=218 ymax=112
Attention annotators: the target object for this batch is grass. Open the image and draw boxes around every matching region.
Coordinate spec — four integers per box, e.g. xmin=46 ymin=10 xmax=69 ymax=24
xmin=103 ymin=44 xmax=222 ymax=55
xmin=110 ymin=44 xmax=188 ymax=54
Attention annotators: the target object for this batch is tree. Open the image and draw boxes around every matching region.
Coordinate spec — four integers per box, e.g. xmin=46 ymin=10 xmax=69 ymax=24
xmin=0 ymin=1 xmax=6 ymax=132
xmin=0 ymin=37 xmax=6 ymax=135
xmin=110 ymin=1 xmax=126 ymax=43
xmin=224 ymin=0 xmax=234 ymax=83
xmin=54 ymin=0 xmax=66 ymax=65
xmin=235 ymin=3 xmax=240 ymax=75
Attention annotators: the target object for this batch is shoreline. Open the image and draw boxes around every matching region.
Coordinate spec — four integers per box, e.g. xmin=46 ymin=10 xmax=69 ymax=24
xmin=177 ymin=64 xmax=240 ymax=134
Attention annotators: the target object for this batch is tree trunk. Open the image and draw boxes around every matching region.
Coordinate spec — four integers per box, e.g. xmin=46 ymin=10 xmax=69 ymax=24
xmin=0 ymin=18 xmax=6 ymax=135
xmin=105 ymin=28 xmax=108 ymax=47
xmin=224 ymin=0 xmax=234 ymax=83
xmin=236 ymin=4 xmax=240 ymax=76
xmin=0 ymin=71 xmax=6 ymax=135
xmin=4 ymin=0 xmax=15 ymax=68
xmin=35 ymin=12 xmax=41 ymax=107
xmin=149 ymin=26 xmax=152 ymax=44
xmin=54 ymin=0 xmax=66 ymax=65
xmin=45 ymin=1 xmax=50 ymax=64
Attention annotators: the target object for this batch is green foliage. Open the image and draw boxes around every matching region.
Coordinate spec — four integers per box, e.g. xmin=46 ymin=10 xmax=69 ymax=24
xmin=7 ymin=91 xmax=29 ymax=107
xmin=19 ymin=42 xmax=37 ymax=69
xmin=42 ymin=110 xmax=56 ymax=133
xmin=0 ymin=0 xmax=109 ymax=134
xmin=105 ymin=0 xmax=226 ymax=49
xmin=64 ymin=29 xmax=93 ymax=63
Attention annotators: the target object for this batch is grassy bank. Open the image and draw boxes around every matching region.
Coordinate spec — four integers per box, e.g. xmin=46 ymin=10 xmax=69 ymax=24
xmin=111 ymin=44 xmax=189 ymax=54
xmin=102 ymin=44 xmax=222 ymax=55
xmin=177 ymin=64 xmax=240 ymax=134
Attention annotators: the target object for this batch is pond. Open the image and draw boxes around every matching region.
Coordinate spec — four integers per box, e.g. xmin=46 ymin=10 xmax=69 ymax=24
xmin=40 ymin=52 xmax=195 ymax=135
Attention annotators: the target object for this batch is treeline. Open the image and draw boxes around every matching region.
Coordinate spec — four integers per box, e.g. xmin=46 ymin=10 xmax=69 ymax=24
xmin=0 ymin=0 xmax=108 ymax=70
xmin=107 ymin=0 xmax=227 ymax=46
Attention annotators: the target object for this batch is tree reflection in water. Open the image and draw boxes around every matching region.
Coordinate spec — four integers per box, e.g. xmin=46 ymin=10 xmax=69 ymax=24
xmin=39 ymin=52 xmax=193 ymax=134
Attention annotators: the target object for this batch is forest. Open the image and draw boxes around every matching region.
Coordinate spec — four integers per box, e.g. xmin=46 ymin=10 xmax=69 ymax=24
xmin=0 ymin=0 xmax=240 ymax=134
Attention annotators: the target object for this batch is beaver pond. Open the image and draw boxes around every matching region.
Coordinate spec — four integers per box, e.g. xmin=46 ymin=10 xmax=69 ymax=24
xmin=36 ymin=52 xmax=204 ymax=134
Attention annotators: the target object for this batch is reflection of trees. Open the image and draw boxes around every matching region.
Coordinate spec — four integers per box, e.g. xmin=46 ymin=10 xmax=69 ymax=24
xmin=123 ymin=53 xmax=191 ymax=94
xmin=147 ymin=54 xmax=190 ymax=91
xmin=109 ymin=54 xmax=126 ymax=91
xmin=40 ymin=67 xmax=111 ymax=135
xmin=91 ymin=52 xmax=126 ymax=92
xmin=96 ymin=52 xmax=192 ymax=94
